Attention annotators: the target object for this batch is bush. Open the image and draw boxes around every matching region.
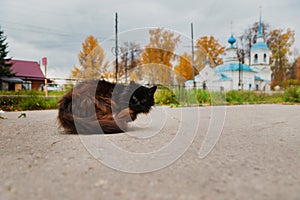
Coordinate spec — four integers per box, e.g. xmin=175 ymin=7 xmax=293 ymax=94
xmin=154 ymin=87 xmax=179 ymax=105
xmin=0 ymin=93 xmax=60 ymax=111
xmin=196 ymin=90 xmax=211 ymax=105
xmin=172 ymin=88 xmax=198 ymax=106
xmin=226 ymin=90 xmax=244 ymax=104
xmin=280 ymin=79 xmax=300 ymax=89
xmin=210 ymin=91 xmax=227 ymax=105
xmin=284 ymin=87 xmax=300 ymax=103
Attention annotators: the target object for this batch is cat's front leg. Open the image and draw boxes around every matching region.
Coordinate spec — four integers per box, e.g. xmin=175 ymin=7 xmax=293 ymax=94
xmin=116 ymin=108 xmax=137 ymax=122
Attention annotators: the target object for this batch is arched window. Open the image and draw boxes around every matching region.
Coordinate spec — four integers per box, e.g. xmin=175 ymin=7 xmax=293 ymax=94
xmin=254 ymin=54 xmax=258 ymax=64
xmin=264 ymin=54 xmax=267 ymax=63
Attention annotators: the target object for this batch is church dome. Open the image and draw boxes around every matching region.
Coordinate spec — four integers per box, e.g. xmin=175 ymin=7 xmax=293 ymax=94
xmin=228 ymin=35 xmax=236 ymax=46
xmin=251 ymin=41 xmax=269 ymax=51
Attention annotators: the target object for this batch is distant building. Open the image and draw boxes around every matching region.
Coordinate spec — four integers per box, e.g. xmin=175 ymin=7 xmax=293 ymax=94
xmin=187 ymin=14 xmax=272 ymax=91
xmin=250 ymin=14 xmax=272 ymax=91
xmin=0 ymin=59 xmax=46 ymax=91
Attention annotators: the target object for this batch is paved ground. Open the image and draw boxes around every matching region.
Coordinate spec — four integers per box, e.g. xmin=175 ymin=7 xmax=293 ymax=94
xmin=0 ymin=105 xmax=300 ymax=200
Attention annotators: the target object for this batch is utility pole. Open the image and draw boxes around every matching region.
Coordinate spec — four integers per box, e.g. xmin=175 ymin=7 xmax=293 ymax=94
xmin=115 ymin=12 xmax=119 ymax=83
xmin=42 ymin=57 xmax=48 ymax=97
xmin=124 ymin=51 xmax=128 ymax=84
xmin=238 ymin=50 xmax=244 ymax=90
xmin=191 ymin=23 xmax=196 ymax=88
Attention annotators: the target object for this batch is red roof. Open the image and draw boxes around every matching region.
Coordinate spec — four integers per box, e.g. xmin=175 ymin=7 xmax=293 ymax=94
xmin=11 ymin=60 xmax=45 ymax=80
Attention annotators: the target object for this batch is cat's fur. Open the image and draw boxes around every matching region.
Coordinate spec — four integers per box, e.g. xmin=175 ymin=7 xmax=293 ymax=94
xmin=58 ymin=80 xmax=157 ymax=134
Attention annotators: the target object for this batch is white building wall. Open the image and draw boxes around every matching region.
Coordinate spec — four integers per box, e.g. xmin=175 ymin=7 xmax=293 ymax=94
xmin=232 ymin=71 xmax=240 ymax=90
xmin=221 ymin=81 xmax=232 ymax=91
xmin=256 ymin=67 xmax=272 ymax=82
xmin=220 ymin=71 xmax=256 ymax=91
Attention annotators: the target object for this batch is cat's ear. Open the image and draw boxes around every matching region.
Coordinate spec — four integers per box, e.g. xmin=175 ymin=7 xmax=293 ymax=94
xmin=149 ymin=86 xmax=157 ymax=96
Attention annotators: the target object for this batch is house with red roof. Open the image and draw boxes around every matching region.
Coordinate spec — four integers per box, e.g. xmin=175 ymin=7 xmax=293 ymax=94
xmin=0 ymin=59 xmax=47 ymax=91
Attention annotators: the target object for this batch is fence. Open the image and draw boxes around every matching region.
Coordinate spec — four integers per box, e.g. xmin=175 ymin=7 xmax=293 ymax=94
xmin=155 ymin=84 xmax=227 ymax=106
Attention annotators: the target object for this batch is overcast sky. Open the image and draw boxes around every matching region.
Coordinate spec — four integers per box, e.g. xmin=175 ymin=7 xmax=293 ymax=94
xmin=1 ymin=0 xmax=299 ymax=79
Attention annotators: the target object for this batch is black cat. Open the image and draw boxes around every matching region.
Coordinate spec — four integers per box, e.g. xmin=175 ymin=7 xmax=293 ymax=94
xmin=58 ymin=80 xmax=157 ymax=134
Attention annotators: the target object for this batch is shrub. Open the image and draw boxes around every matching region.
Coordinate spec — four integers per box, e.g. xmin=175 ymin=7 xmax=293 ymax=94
xmin=226 ymin=90 xmax=244 ymax=104
xmin=154 ymin=87 xmax=179 ymax=105
xmin=284 ymin=87 xmax=300 ymax=103
xmin=0 ymin=94 xmax=60 ymax=111
xmin=196 ymin=90 xmax=211 ymax=105
xmin=210 ymin=91 xmax=227 ymax=105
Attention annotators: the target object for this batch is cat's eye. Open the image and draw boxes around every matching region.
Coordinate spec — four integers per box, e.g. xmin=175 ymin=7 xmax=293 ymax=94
xmin=132 ymin=96 xmax=137 ymax=100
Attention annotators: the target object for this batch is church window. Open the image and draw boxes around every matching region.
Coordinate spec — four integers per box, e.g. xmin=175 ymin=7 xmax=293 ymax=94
xmin=264 ymin=54 xmax=267 ymax=62
xmin=254 ymin=54 xmax=258 ymax=63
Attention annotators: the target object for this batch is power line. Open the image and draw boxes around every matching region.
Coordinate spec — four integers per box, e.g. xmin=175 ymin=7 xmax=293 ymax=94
xmin=0 ymin=20 xmax=84 ymax=38
xmin=1 ymin=20 xmax=111 ymax=49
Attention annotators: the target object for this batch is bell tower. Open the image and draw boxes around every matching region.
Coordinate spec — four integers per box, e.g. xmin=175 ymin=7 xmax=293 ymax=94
xmin=250 ymin=7 xmax=272 ymax=90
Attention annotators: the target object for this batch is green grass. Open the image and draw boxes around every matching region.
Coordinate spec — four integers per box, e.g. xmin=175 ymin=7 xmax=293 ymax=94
xmin=0 ymin=90 xmax=65 ymax=97
xmin=0 ymin=90 xmax=62 ymax=111
xmin=0 ymin=95 xmax=60 ymax=111
xmin=154 ymin=86 xmax=300 ymax=107
xmin=154 ymin=86 xmax=179 ymax=105
xmin=155 ymin=87 xmax=226 ymax=106
xmin=225 ymin=90 xmax=286 ymax=105
xmin=1 ymin=86 xmax=299 ymax=111
xmin=283 ymin=87 xmax=300 ymax=103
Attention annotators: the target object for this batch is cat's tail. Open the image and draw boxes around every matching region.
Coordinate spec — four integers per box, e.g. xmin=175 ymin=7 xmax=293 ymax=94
xmin=57 ymin=91 xmax=77 ymax=133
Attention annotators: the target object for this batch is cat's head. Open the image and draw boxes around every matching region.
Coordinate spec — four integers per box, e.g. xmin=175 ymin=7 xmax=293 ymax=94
xmin=128 ymin=82 xmax=157 ymax=114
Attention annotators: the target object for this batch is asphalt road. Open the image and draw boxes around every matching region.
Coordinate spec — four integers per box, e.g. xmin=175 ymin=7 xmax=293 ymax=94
xmin=0 ymin=105 xmax=300 ymax=200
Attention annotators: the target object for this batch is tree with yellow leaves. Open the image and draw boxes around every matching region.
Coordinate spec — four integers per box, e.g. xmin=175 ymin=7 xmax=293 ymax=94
xmin=196 ymin=36 xmax=225 ymax=67
xmin=267 ymin=28 xmax=295 ymax=86
xmin=294 ymin=56 xmax=300 ymax=83
xmin=141 ymin=28 xmax=180 ymax=84
xmin=174 ymin=52 xmax=200 ymax=85
xmin=71 ymin=35 xmax=108 ymax=80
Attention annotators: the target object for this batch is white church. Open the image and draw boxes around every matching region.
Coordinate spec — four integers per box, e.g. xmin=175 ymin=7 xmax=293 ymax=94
xmin=188 ymin=15 xmax=272 ymax=91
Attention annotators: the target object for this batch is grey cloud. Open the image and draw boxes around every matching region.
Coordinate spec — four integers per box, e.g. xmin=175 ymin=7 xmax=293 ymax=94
xmin=0 ymin=0 xmax=299 ymax=78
